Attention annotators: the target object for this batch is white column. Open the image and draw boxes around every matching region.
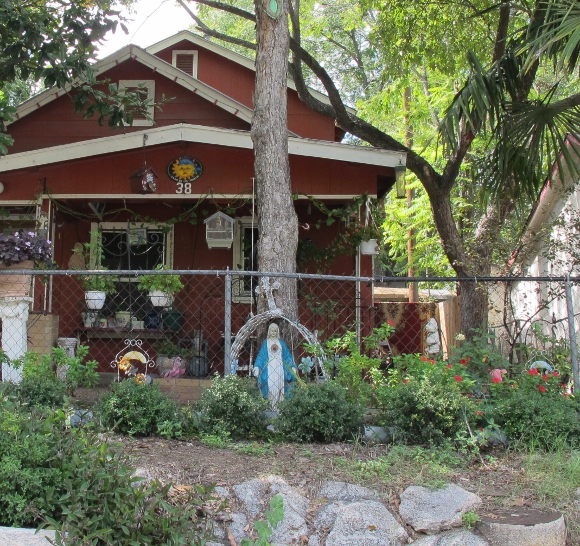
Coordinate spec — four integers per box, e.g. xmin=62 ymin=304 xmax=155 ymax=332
xmin=56 ymin=337 xmax=78 ymax=380
xmin=0 ymin=296 xmax=33 ymax=383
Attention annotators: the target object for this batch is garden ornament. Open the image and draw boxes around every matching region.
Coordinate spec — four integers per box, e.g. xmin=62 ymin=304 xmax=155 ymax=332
xmin=252 ymin=323 xmax=297 ymax=408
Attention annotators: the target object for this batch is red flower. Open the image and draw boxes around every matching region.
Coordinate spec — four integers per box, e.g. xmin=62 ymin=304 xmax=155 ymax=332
xmin=403 ymin=379 xmax=408 ymax=384
xmin=552 ymin=372 xmax=559 ymax=377
xmin=563 ymin=392 xmax=569 ymax=397
xmin=446 ymin=364 xmax=453 ymax=369
xmin=542 ymin=374 xmax=549 ymax=381
xmin=475 ymin=410 xmax=484 ymax=416
xmin=430 ymin=359 xmax=436 ymax=364
xmin=538 ymin=385 xmax=546 ymax=393
xmin=478 ymin=427 xmax=484 ymax=431
xmin=492 ymin=377 xmax=502 ymax=383
xmin=387 ymin=320 xmax=394 ymax=327
xmin=454 ymin=375 xmax=463 ymax=382
xmin=421 ymin=356 xmax=428 ymax=362
xmin=460 ymin=359 xmax=467 ymax=365
xmin=528 ymin=369 xmax=539 ymax=376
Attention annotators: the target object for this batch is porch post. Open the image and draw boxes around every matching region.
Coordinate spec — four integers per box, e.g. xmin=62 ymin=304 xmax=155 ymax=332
xmin=224 ymin=270 xmax=232 ymax=375
xmin=0 ymin=296 xmax=33 ymax=383
xmin=565 ymin=275 xmax=579 ymax=392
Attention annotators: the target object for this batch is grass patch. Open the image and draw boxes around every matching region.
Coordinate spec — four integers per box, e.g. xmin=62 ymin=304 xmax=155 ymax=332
xmin=340 ymin=445 xmax=465 ymax=490
xmin=235 ymin=443 xmax=273 ymax=456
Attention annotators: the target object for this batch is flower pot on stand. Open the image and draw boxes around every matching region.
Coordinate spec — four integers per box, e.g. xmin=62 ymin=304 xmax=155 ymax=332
xmin=0 ymin=259 xmax=34 ymax=298
xmin=149 ymin=290 xmax=173 ymax=308
xmin=85 ymin=290 xmax=107 ymax=310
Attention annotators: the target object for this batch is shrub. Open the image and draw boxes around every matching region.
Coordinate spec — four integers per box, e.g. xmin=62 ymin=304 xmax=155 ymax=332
xmin=377 ymin=377 xmax=476 ymax=445
xmin=18 ymin=375 xmax=67 ymax=408
xmin=194 ymin=374 xmax=270 ymax=439
xmin=0 ymin=394 xmax=217 ymax=543
xmin=276 ymin=380 xmax=364 ymax=443
xmin=491 ymin=388 xmax=580 ymax=450
xmin=97 ymin=380 xmax=183 ymax=437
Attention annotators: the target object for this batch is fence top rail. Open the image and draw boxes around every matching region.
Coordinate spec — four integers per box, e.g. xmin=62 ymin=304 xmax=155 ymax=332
xmin=0 ymin=269 xmax=579 ymax=284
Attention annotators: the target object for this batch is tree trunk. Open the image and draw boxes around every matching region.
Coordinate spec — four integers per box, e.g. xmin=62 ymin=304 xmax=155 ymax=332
xmin=252 ymin=0 xmax=299 ymax=322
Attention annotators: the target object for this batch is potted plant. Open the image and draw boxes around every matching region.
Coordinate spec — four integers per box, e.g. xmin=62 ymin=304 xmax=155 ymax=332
xmin=72 ymin=233 xmax=118 ymax=310
xmin=137 ymin=264 xmax=184 ymax=307
xmin=0 ymin=231 xmax=52 ymax=297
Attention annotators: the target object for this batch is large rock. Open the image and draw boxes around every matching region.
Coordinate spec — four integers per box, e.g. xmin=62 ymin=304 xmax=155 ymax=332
xmin=325 ymin=500 xmax=408 ymax=546
xmin=413 ymin=529 xmax=489 ymax=545
xmin=314 ymin=501 xmax=349 ymax=529
xmin=233 ymin=478 xmax=267 ymax=516
xmin=265 ymin=476 xmax=309 ymax=545
xmin=226 ymin=513 xmax=249 ymax=545
xmin=477 ymin=508 xmax=566 ymax=546
xmin=319 ymin=481 xmax=380 ymax=502
xmin=399 ymin=484 xmax=481 ymax=534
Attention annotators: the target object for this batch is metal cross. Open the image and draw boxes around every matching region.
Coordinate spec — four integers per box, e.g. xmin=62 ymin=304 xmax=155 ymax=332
xmin=255 ymin=276 xmax=281 ymax=311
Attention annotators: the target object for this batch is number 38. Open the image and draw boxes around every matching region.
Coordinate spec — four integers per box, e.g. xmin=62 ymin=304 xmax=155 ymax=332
xmin=175 ymin=182 xmax=192 ymax=194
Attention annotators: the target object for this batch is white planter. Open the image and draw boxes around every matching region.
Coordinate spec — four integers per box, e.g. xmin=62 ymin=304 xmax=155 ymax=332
xmin=360 ymin=239 xmax=379 ymax=255
xmin=149 ymin=290 xmax=173 ymax=307
xmin=85 ymin=290 xmax=107 ymax=310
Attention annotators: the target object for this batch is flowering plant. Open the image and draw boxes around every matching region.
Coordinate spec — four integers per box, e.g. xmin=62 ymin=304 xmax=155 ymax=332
xmin=0 ymin=231 xmax=52 ymax=267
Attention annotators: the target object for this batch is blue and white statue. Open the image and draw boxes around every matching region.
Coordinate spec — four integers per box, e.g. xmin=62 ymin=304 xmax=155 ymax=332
xmin=252 ymin=323 xmax=297 ymax=408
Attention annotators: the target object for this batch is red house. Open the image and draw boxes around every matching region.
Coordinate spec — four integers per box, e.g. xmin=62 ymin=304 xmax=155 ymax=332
xmin=0 ymin=31 xmax=403 ymax=382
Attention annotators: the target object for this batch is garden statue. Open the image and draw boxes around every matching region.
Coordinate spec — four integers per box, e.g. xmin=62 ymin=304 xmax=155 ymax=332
xmin=424 ymin=317 xmax=441 ymax=355
xmin=252 ymin=322 xmax=297 ymax=408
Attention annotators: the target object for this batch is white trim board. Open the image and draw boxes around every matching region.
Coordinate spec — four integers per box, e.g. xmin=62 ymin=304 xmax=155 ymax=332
xmin=9 ymin=45 xmax=253 ymax=126
xmin=146 ymin=31 xmax=356 ymax=115
xmin=41 ymin=193 xmax=374 ymax=200
xmin=0 ymin=123 xmax=405 ymax=172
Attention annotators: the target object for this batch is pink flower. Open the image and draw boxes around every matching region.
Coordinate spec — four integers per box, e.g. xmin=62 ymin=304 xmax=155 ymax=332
xmin=430 ymin=359 xmax=436 ymax=364
xmin=475 ymin=410 xmax=484 ymax=416
xmin=460 ymin=359 xmax=467 ymax=365
xmin=454 ymin=375 xmax=463 ymax=382
xmin=421 ymin=356 xmax=428 ymax=362
xmin=490 ymin=369 xmax=506 ymax=382
xmin=552 ymin=372 xmax=560 ymax=377
xmin=387 ymin=320 xmax=394 ymax=327
xmin=542 ymin=374 xmax=549 ymax=381
xmin=446 ymin=364 xmax=452 ymax=369
xmin=538 ymin=385 xmax=546 ymax=393
xmin=528 ymin=369 xmax=539 ymax=376
xmin=492 ymin=377 xmax=502 ymax=383
xmin=403 ymin=379 xmax=408 ymax=384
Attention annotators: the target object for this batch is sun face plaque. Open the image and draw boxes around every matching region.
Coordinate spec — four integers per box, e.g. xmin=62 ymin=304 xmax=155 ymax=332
xmin=167 ymin=156 xmax=203 ymax=184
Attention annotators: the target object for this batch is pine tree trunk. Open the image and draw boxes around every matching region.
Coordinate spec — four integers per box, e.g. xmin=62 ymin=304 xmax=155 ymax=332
xmin=252 ymin=0 xmax=299 ymax=321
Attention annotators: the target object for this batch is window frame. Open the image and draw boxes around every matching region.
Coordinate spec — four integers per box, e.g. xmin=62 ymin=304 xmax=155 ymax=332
xmin=118 ymin=80 xmax=156 ymax=126
xmin=232 ymin=216 xmax=258 ymax=303
xmin=171 ymin=50 xmax=199 ymax=78
xmin=90 ymin=222 xmax=174 ymax=274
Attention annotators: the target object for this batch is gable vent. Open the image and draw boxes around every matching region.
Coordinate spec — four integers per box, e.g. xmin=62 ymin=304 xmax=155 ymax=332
xmin=175 ymin=54 xmax=194 ymax=75
xmin=172 ymin=50 xmax=198 ymax=78
xmin=124 ymin=86 xmax=148 ymax=120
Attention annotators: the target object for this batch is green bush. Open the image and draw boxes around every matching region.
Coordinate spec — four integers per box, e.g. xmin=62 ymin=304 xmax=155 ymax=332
xmin=491 ymin=388 xmax=580 ymax=450
xmin=0 ymin=397 xmax=64 ymax=527
xmin=18 ymin=375 xmax=67 ymax=408
xmin=377 ymin=377 xmax=475 ymax=445
xmin=97 ymin=380 xmax=183 ymax=437
xmin=0 ymin=394 xmax=217 ymax=543
xmin=276 ymin=380 xmax=364 ymax=443
xmin=194 ymin=374 xmax=270 ymax=439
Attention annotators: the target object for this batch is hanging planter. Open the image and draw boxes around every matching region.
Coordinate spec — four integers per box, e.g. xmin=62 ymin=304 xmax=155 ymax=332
xmin=148 ymin=290 xmax=173 ymax=308
xmin=360 ymin=239 xmax=379 ymax=255
xmin=85 ymin=290 xmax=107 ymax=310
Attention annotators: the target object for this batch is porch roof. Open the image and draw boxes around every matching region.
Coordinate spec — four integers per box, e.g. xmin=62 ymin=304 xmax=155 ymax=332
xmin=0 ymin=123 xmax=405 ymax=173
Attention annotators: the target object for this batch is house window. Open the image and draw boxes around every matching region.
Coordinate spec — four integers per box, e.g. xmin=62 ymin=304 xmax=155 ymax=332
xmin=171 ymin=50 xmax=198 ymax=78
xmin=119 ymin=80 xmax=156 ymax=126
xmin=90 ymin=222 xmax=174 ymax=271
xmin=232 ymin=217 xmax=258 ymax=302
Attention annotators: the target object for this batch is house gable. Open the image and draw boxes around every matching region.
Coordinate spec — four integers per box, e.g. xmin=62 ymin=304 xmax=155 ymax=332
xmin=7 ymin=45 xmax=252 ymax=154
xmin=148 ymin=32 xmax=343 ymax=142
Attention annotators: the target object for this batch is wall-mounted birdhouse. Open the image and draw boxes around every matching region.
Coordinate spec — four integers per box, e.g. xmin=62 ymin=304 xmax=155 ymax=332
xmin=204 ymin=212 xmax=235 ymax=249
xmin=130 ymin=166 xmax=158 ymax=194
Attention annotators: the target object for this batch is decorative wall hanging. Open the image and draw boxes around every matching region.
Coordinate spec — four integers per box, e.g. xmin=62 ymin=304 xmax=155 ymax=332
xmin=167 ymin=156 xmax=203 ymax=184
xmin=130 ymin=165 xmax=158 ymax=194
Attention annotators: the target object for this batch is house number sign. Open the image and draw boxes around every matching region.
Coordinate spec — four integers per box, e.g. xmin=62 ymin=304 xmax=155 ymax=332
xmin=167 ymin=156 xmax=203 ymax=194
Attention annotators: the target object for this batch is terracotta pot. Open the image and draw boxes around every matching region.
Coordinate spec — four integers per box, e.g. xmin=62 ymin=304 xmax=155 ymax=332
xmin=0 ymin=259 xmax=33 ymax=298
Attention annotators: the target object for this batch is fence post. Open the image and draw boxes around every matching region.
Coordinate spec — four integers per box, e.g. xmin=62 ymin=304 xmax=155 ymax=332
xmin=224 ymin=270 xmax=232 ymax=375
xmin=565 ymin=275 xmax=579 ymax=392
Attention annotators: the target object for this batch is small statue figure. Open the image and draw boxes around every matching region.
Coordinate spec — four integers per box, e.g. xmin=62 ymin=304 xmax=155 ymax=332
xmin=424 ymin=317 xmax=441 ymax=355
xmin=252 ymin=323 xmax=297 ymax=408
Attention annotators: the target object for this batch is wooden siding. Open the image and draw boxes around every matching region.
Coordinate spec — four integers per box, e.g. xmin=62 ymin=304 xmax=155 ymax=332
xmin=154 ymin=40 xmax=337 ymax=141
xmin=8 ymin=61 xmax=250 ymax=155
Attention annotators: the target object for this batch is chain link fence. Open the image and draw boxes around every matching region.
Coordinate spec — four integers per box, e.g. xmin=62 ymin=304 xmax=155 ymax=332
xmin=0 ymin=270 xmax=578 ymax=402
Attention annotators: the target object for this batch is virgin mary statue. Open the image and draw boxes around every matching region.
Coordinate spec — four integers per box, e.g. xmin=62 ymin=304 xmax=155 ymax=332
xmin=252 ymin=323 xmax=297 ymax=408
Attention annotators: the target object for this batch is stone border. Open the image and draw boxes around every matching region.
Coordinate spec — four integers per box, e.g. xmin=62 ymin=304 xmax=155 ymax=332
xmin=0 ymin=526 xmax=56 ymax=545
